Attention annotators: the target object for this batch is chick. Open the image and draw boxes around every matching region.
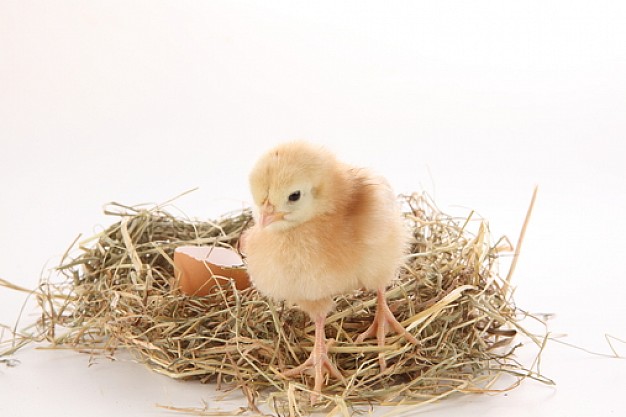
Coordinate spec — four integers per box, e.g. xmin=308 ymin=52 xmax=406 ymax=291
xmin=244 ymin=141 xmax=418 ymax=401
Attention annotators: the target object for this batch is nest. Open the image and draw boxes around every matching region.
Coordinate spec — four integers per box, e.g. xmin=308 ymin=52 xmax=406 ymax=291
xmin=26 ymin=193 xmax=546 ymax=415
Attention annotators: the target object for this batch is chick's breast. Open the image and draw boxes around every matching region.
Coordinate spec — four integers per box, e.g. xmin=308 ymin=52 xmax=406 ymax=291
xmin=244 ymin=219 xmax=360 ymax=304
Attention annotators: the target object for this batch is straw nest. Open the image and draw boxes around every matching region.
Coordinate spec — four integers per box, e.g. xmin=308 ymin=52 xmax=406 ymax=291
xmin=26 ymin=193 xmax=545 ymax=415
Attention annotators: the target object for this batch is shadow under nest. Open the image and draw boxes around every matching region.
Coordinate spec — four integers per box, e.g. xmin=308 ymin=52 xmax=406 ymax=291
xmin=39 ymin=193 xmax=536 ymax=414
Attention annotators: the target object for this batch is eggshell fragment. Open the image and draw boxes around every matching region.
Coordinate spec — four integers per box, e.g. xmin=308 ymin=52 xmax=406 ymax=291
xmin=173 ymin=246 xmax=250 ymax=296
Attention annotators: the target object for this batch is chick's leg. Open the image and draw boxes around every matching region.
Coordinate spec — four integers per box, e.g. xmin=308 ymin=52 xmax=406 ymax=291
xmin=356 ymin=287 xmax=419 ymax=370
xmin=283 ymin=313 xmax=343 ymax=403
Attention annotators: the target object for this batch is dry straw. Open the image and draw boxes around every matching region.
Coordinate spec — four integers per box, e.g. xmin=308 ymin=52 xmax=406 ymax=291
xmin=1 ymin=191 xmax=551 ymax=416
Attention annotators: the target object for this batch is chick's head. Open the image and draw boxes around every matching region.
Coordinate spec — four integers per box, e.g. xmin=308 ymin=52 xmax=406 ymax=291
xmin=249 ymin=142 xmax=341 ymax=231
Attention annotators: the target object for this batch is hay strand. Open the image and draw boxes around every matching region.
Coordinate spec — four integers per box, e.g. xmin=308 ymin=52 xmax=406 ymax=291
xmin=504 ymin=185 xmax=538 ymax=293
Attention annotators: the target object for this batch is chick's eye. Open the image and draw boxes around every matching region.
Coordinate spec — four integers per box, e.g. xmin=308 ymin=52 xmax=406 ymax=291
xmin=288 ymin=191 xmax=301 ymax=202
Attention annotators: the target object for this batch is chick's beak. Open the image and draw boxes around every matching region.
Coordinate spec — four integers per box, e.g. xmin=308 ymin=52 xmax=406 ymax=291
xmin=259 ymin=202 xmax=285 ymax=227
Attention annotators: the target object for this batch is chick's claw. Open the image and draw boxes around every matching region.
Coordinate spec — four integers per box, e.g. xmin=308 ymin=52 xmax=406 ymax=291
xmin=282 ymin=316 xmax=343 ymax=404
xmin=282 ymin=345 xmax=343 ymax=404
xmin=357 ymin=288 xmax=419 ymax=370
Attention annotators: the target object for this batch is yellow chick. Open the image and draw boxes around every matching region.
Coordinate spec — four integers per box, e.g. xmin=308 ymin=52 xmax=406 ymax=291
xmin=244 ymin=141 xmax=417 ymax=401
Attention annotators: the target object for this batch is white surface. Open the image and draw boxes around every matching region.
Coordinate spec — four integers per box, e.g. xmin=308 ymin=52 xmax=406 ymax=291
xmin=1 ymin=1 xmax=625 ymax=416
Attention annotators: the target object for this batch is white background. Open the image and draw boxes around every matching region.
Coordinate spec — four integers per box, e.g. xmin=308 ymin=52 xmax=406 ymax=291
xmin=1 ymin=1 xmax=625 ymax=416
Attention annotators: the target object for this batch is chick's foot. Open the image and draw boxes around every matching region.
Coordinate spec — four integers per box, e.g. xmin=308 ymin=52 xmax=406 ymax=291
xmin=283 ymin=314 xmax=343 ymax=404
xmin=356 ymin=287 xmax=419 ymax=370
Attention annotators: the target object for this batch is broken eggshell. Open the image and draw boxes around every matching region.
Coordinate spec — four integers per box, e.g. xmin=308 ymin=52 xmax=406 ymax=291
xmin=173 ymin=246 xmax=250 ymax=296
